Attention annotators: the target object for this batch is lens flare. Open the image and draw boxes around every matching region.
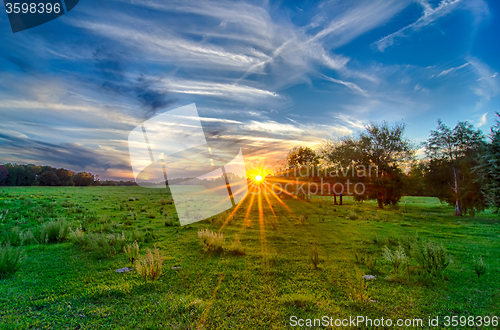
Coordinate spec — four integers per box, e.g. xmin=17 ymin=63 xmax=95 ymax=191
xmin=254 ymin=175 xmax=263 ymax=182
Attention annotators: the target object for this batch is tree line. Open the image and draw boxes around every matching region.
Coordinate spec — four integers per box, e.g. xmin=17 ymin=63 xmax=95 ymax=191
xmin=281 ymin=113 xmax=500 ymax=216
xmin=0 ymin=164 xmax=137 ymax=187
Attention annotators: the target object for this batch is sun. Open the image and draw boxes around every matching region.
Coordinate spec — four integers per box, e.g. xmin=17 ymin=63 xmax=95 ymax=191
xmin=254 ymin=175 xmax=263 ymax=182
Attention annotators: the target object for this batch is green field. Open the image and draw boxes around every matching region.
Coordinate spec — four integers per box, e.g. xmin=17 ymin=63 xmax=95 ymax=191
xmin=1 ymin=187 xmax=499 ymax=329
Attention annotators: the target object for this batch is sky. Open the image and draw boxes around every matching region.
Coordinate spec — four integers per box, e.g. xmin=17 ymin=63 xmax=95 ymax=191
xmin=0 ymin=0 xmax=499 ymax=180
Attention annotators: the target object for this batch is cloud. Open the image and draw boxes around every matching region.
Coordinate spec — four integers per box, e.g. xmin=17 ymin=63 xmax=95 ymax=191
xmin=436 ymin=62 xmax=469 ymax=77
xmin=477 ymin=112 xmax=488 ymax=127
xmin=320 ymin=74 xmax=368 ymax=96
xmin=0 ymin=131 xmax=131 ymax=173
xmin=245 ymin=120 xmax=304 ymax=134
xmin=374 ymin=0 xmax=462 ymax=52
xmin=467 ymin=56 xmax=500 ymax=109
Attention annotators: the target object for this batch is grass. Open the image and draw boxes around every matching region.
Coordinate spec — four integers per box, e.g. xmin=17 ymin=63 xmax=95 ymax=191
xmin=0 ymin=186 xmax=499 ymax=328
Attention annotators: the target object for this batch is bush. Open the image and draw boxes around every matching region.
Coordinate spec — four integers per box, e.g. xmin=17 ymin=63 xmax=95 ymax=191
xmin=198 ymin=229 xmax=224 ymax=252
xmin=124 ymin=241 xmax=140 ymax=263
xmin=0 ymin=243 xmax=22 ymax=278
xmin=134 ymin=245 xmax=165 ymax=284
xmin=40 ymin=218 xmax=70 ymax=242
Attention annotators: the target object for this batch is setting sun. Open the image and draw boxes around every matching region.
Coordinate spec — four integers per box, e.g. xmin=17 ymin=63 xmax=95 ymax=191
xmin=254 ymin=175 xmax=263 ymax=182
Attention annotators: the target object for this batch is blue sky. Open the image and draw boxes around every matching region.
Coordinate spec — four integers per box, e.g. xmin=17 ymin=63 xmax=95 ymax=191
xmin=0 ymin=0 xmax=499 ymax=179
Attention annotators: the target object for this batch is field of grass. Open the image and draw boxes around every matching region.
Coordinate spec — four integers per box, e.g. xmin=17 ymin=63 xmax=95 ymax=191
xmin=0 ymin=186 xmax=499 ymax=329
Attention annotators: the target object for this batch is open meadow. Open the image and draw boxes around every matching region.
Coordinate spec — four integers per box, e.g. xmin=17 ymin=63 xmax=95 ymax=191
xmin=1 ymin=186 xmax=499 ymax=329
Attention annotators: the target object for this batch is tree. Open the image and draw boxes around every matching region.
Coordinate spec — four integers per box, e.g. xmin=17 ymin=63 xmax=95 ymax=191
xmin=404 ymin=161 xmax=430 ymax=196
xmin=283 ymin=146 xmax=318 ymax=169
xmin=74 ymin=172 xmax=95 ymax=186
xmin=38 ymin=171 xmax=61 ymax=186
xmin=475 ymin=112 xmax=500 ymax=213
xmin=0 ymin=165 xmax=8 ymax=186
xmin=424 ymin=119 xmax=486 ymax=216
xmin=321 ymin=121 xmax=414 ymax=208
xmin=56 ymin=168 xmax=74 ymax=186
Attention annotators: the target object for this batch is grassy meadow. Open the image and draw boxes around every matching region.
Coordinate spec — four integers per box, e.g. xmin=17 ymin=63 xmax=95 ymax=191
xmin=0 ymin=186 xmax=499 ymax=329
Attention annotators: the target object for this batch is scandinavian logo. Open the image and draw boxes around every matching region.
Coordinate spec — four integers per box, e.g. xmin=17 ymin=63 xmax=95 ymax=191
xmin=128 ymin=103 xmax=248 ymax=226
xmin=4 ymin=0 xmax=79 ymax=33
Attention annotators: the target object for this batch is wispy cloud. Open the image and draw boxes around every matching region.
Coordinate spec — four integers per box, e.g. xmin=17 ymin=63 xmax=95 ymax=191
xmin=320 ymin=74 xmax=368 ymax=96
xmin=374 ymin=0 xmax=462 ymax=52
xmin=477 ymin=112 xmax=488 ymax=127
xmin=436 ymin=62 xmax=469 ymax=77
xmin=467 ymin=56 xmax=500 ymax=110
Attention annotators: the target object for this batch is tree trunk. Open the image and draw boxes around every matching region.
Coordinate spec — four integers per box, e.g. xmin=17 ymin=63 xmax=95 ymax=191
xmin=339 ymin=194 xmax=343 ymax=205
xmin=453 ymin=166 xmax=462 ymax=216
xmin=333 ymin=194 xmax=338 ymax=205
xmin=377 ymin=198 xmax=384 ymax=209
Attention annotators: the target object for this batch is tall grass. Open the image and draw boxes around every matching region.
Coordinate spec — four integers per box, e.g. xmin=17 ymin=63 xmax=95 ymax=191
xmin=0 ymin=243 xmax=22 ymax=278
xmin=198 ymin=229 xmax=224 ymax=252
xmin=134 ymin=245 xmax=165 ymax=284
xmin=40 ymin=218 xmax=70 ymax=242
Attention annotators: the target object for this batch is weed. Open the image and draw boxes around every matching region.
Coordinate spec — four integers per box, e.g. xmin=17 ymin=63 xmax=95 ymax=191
xmin=134 ymin=245 xmax=165 ymax=284
xmin=198 ymin=228 xmax=224 ymax=252
xmin=0 ymin=243 xmax=22 ymax=278
xmin=3 ymin=227 xmax=21 ymax=246
xmin=227 ymin=236 xmax=245 ymax=256
xmin=364 ymin=254 xmax=378 ymax=274
xmin=347 ymin=266 xmax=370 ymax=303
xmin=20 ymin=229 xmax=37 ymax=246
xmin=40 ymin=218 xmax=70 ymax=242
xmin=124 ymin=241 xmax=140 ymax=264
xmin=69 ymin=226 xmax=86 ymax=246
xmin=348 ymin=211 xmax=359 ymax=220
xmin=158 ymin=198 xmax=172 ymax=205
xmin=473 ymin=256 xmax=487 ymax=279
xmin=382 ymin=245 xmax=406 ymax=272
xmin=411 ymin=240 xmax=450 ymax=278
xmin=310 ymin=244 xmax=320 ymax=269
xmin=298 ymin=214 xmax=308 ymax=225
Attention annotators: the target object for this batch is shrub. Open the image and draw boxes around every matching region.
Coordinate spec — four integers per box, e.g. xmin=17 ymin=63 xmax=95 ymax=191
xmin=0 ymin=243 xmax=22 ymax=278
xmin=134 ymin=245 xmax=165 ymax=284
xmin=40 ymin=218 xmax=70 ymax=242
xmin=474 ymin=256 xmax=487 ymax=279
xmin=124 ymin=241 xmax=140 ymax=263
xmin=198 ymin=229 xmax=224 ymax=252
